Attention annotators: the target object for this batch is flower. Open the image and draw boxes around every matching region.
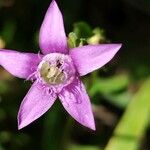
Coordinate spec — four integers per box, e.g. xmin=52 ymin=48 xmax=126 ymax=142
xmin=0 ymin=0 xmax=122 ymax=130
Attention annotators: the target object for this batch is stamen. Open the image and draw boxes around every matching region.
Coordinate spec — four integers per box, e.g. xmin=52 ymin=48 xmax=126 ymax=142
xmin=37 ymin=53 xmax=76 ymax=88
xmin=26 ymin=71 xmax=37 ymax=81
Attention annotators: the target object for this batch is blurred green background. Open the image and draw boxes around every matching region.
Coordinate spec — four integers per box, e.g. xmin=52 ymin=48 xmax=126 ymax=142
xmin=0 ymin=0 xmax=150 ymax=150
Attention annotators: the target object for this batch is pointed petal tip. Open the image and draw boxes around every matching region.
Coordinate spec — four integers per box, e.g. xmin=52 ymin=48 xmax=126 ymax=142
xmin=17 ymin=115 xmax=27 ymax=130
xmin=52 ymin=0 xmax=57 ymax=4
xmin=59 ymin=79 xmax=96 ymax=131
xmin=70 ymin=43 xmax=122 ymax=76
xmin=91 ymin=126 xmax=96 ymax=131
xmin=17 ymin=120 xmax=26 ymax=130
xmin=17 ymin=116 xmax=34 ymax=130
xmin=17 ymin=82 xmax=57 ymax=131
xmin=115 ymin=43 xmax=122 ymax=49
xmin=112 ymin=43 xmax=122 ymax=55
xmin=17 ymin=105 xmax=29 ymax=130
xmin=88 ymin=123 xmax=96 ymax=131
xmin=92 ymin=123 xmax=96 ymax=130
xmin=17 ymin=117 xmax=35 ymax=130
xmin=39 ymin=0 xmax=68 ymax=54
xmin=18 ymin=125 xmax=23 ymax=130
xmin=0 ymin=50 xmax=40 ymax=79
xmin=51 ymin=0 xmax=58 ymax=8
xmin=83 ymin=119 xmax=96 ymax=131
xmin=108 ymin=43 xmax=122 ymax=53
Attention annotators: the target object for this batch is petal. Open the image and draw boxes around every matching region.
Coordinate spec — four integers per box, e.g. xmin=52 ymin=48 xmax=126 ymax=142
xmin=58 ymin=79 xmax=95 ymax=130
xmin=18 ymin=82 xmax=57 ymax=129
xmin=39 ymin=0 xmax=68 ymax=54
xmin=0 ymin=49 xmax=41 ymax=79
xmin=70 ymin=44 xmax=122 ymax=76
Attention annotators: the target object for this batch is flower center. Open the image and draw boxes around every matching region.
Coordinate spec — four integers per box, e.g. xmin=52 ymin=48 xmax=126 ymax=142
xmin=40 ymin=61 xmax=65 ymax=85
xmin=38 ymin=53 xmax=76 ymax=86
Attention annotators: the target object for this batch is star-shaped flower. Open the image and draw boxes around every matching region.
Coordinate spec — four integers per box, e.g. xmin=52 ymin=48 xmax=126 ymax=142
xmin=0 ymin=0 xmax=122 ymax=130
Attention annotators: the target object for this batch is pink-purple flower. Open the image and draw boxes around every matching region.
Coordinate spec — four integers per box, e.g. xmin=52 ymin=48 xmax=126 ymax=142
xmin=0 ymin=0 xmax=122 ymax=130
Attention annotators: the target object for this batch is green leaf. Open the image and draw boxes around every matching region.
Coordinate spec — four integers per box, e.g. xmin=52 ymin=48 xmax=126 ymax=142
xmin=0 ymin=81 xmax=9 ymax=94
xmin=89 ymin=74 xmax=130 ymax=96
xmin=0 ymin=145 xmax=4 ymax=150
xmin=105 ymin=78 xmax=150 ymax=150
xmin=0 ymin=131 xmax=11 ymax=143
xmin=68 ymin=144 xmax=100 ymax=150
xmin=73 ymin=22 xmax=93 ymax=38
xmin=41 ymin=101 xmax=70 ymax=150
xmin=68 ymin=32 xmax=78 ymax=48
xmin=104 ymin=92 xmax=132 ymax=108
xmin=1 ymin=21 xmax=16 ymax=44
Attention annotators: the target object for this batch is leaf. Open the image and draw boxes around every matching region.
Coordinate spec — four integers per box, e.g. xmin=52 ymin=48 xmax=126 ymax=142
xmin=1 ymin=21 xmax=16 ymax=44
xmin=104 ymin=92 xmax=132 ymax=109
xmin=41 ymin=101 xmax=70 ymax=150
xmin=89 ymin=73 xmax=130 ymax=96
xmin=0 ymin=145 xmax=4 ymax=150
xmin=105 ymin=78 xmax=150 ymax=150
xmin=68 ymin=32 xmax=78 ymax=48
xmin=73 ymin=22 xmax=93 ymax=38
xmin=0 ymin=81 xmax=9 ymax=94
xmin=68 ymin=144 xmax=100 ymax=150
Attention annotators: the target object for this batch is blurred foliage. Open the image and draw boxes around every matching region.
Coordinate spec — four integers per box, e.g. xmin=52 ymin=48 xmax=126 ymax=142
xmin=0 ymin=0 xmax=150 ymax=150
xmin=67 ymin=144 xmax=100 ymax=150
xmin=105 ymin=78 xmax=150 ymax=150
